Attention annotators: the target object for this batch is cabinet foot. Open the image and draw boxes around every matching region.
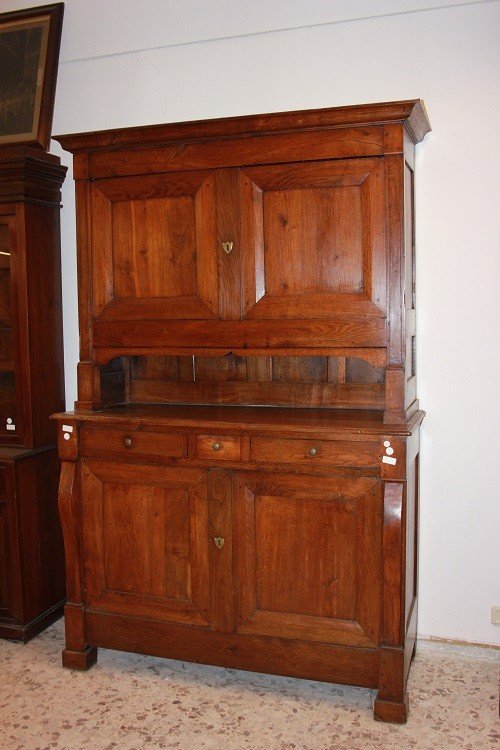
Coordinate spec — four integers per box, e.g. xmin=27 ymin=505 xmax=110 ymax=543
xmin=374 ymin=692 xmax=409 ymax=723
xmin=62 ymin=646 xmax=98 ymax=671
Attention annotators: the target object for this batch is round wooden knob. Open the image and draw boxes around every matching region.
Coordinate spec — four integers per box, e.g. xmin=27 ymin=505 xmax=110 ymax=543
xmin=308 ymin=447 xmax=317 ymax=456
xmin=124 ymin=437 xmax=132 ymax=448
xmin=212 ymin=442 xmax=221 ymax=451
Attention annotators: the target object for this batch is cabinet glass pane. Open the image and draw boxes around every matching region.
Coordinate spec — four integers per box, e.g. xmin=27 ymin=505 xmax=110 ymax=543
xmin=0 ymin=224 xmax=16 ymax=434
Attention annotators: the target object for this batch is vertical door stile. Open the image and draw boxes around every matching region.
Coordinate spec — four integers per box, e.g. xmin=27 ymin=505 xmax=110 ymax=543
xmin=208 ymin=468 xmax=234 ymax=632
xmin=215 ymin=169 xmax=242 ymax=320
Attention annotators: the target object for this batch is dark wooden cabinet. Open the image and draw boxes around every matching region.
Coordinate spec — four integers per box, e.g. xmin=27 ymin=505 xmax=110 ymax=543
xmin=0 ymin=148 xmax=66 ymax=640
xmin=54 ymin=100 xmax=430 ymax=721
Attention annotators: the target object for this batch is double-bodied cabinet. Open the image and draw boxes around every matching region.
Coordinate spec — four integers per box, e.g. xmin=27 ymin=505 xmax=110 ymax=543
xmin=54 ymin=100 xmax=430 ymax=722
xmin=0 ymin=147 xmax=66 ymax=641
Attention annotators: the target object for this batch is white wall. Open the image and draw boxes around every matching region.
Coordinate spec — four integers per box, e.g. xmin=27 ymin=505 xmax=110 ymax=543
xmin=1 ymin=0 xmax=499 ymax=646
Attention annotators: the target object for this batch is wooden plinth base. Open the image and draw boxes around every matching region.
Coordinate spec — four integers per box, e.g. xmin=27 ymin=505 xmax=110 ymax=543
xmin=62 ymin=646 xmax=98 ymax=671
xmin=374 ymin=692 xmax=409 ymax=723
xmin=0 ymin=600 xmax=65 ymax=643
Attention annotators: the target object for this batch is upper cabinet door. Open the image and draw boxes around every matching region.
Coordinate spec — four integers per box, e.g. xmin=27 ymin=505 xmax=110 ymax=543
xmin=89 ymin=160 xmax=388 ymax=350
xmin=90 ymin=170 xmax=220 ymax=322
xmin=240 ymin=158 xmax=387 ymax=321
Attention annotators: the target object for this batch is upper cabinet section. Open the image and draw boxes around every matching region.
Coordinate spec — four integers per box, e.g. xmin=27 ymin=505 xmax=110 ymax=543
xmin=56 ymin=101 xmax=430 ymax=356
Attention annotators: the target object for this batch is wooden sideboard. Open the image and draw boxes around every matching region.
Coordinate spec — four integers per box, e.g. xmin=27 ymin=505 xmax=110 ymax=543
xmin=54 ymin=100 xmax=430 ymax=722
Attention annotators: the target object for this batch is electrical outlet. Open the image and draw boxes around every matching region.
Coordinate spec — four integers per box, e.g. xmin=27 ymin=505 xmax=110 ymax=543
xmin=491 ymin=606 xmax=500 ymax=626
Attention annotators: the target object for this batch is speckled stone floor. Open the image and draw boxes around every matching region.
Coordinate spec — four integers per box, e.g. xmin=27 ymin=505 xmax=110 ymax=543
xmin=0 ymin=619 xmax=498 ymax=750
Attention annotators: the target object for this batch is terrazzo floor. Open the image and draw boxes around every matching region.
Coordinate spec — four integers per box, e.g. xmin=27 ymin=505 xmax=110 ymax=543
xmin=0 ymin=619 xmax=498 ymax=750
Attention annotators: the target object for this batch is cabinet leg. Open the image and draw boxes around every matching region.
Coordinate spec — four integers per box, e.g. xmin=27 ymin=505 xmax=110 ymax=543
xmin=61 ymin=603 xmax=97 ymax=670
xmin=374 ymin=645 xmax=409 ymax=723
xmin=374 ymin=691 xmax=409 ymax=723
xmin=62 ymin=646 xmax=98 ymax=671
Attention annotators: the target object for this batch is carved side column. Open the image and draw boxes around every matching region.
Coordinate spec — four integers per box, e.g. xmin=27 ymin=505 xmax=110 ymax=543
xmin=374 ymin=436 xmax=408 ymax=722
xmin=57 ymin=420 xmax=97 ymax=669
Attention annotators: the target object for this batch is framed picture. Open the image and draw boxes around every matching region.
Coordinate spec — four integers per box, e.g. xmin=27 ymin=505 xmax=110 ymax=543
xmin=0 ymin=3 xmax=64 ymax=150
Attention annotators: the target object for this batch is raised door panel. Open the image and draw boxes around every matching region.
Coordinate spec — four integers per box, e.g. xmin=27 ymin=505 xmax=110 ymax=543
xmin=90 ymin=171 xmax=219 ymax=323
xmin=233 ymin=472 xmax=382 ymax=647
xmin=80 ymin=460 xmax=212 ymax=628
xmin=240 ymin=158 xmax=387 ymax=324
xmin=0 ymin=465 xmax=20 ymax=621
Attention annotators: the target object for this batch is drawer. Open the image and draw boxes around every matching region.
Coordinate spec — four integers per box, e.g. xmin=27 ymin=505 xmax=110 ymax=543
xmin=80 ymin=428 xmax=187 ymax=461
xmin=196 ymin=435 xmax=241 ymax=461
xmin=250 ymin=437 xmax=379 ymax=468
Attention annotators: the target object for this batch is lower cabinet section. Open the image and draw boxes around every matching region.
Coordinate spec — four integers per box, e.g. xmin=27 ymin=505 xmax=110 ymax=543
xmin=78 ymin=462 xmax=383 ymax=650
xmin=57 ymin=415 xmax=421 ymax=724
xmin=0 ymin=446 xmax=66 ymax=641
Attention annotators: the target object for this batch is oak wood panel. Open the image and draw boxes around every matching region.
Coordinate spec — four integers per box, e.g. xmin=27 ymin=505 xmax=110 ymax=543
xmin=85 ymin=127 xmax=386 ymax=179
xmin=127 ymin=353 xmax=385 ymax=393
xmin=56 ymin=100 xmax=429 ymax=154
xmin=81 ymin=460 xmax=212 ymax=627
xmin=194 ymin=354 xmax=247 ymax=381
xmin=196 ymin=435 xmax=241 ymax=461
xmin=208 ymin=469 xmax=234 ymax=632
xmin=86 ymin=610 xmax=380 ymax=689
xmin=131 ymin=379 xmax=385 ymax=410
xmin=98 ymin=346 xmax=387 ymax=368
xmin=80 ymin=427 xmax=187 ymax=462
xmin=216 ymin=169 xmax=241 ymax=319
xmin=250 ymin=437 xmax=380 ymax=468
xmin=381 ymin=482 xmax=405 ymax=646
xmin=94 ymin=318 xmax=387 ymax=349
xmin=91 ymin=172 xmax=219 ymax=322
xmin=58 ymin=461 xmax=82 ymax=604
xmin=56 ymin=404 xmax=424 ymax=438
xmin=241 ymin=159 xmax=387 ymax=321
xmin=233 ymin=472 xmax=382 ymax=647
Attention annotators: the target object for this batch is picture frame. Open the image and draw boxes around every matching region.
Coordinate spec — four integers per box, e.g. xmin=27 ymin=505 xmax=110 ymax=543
xmin=0 ymin=3 xmax=64 ymax=151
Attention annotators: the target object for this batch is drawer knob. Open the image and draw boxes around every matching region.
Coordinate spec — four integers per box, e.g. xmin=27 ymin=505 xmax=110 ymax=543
xmin=308 ymin=447 xmax=318 ymax=456
xmin=212 ymin=442 xmax=221 ymax=452
xmin=124 ymin=437 xmax=133 ymax=448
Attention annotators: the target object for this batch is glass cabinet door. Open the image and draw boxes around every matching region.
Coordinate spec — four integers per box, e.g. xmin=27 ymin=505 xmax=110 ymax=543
xmin=0 ymin=220 xmax=17 ymax=439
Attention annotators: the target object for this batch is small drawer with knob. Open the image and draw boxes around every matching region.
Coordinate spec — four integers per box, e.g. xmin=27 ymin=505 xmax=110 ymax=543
xmin=196 ymin=435 xmax=241 ymax=461
xmin=250 ymin=437 xmax=380 ymax=468
xmin=80 ymin=427 xmax=187 ymax=462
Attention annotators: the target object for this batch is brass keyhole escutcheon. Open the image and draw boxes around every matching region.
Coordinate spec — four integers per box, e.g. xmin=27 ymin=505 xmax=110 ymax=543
xmin=222 ymin=241 xmax=233 ymax=255
xmin=213 ymin=536 xmax=225 ymax=550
